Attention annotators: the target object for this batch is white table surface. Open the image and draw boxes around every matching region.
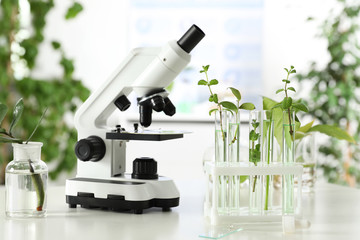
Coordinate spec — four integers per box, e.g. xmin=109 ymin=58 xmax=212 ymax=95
xmin=1 ymin=180 xmax=360 ymax=240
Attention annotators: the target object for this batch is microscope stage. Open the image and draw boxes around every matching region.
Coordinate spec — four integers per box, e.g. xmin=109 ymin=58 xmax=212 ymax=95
xmin=106 ymin=130 xmax=186 ymax=141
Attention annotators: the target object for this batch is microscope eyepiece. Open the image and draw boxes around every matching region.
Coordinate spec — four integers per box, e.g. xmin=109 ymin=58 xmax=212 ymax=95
xmin=177 ymin=24 xmax=205 ymax=53
xmin=114 ymin=95 xmax=131 ymax=111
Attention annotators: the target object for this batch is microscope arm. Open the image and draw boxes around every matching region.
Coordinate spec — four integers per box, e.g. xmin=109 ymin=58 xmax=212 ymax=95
xmin=74 ymin=42 xmax=190 ymax=139
xmin=74 ymin=25 xmax=205 ymax=179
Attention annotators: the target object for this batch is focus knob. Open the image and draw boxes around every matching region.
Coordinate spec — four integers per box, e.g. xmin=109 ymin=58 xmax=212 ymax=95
xmin=75 ymin=136 xmax=106 ymax=162
xmin=132 ymin=157 xmax=158 ymax=180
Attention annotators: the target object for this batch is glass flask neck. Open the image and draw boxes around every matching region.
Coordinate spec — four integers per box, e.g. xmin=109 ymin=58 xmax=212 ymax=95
xmin=12 ymin=142 xmax=43 ymax=162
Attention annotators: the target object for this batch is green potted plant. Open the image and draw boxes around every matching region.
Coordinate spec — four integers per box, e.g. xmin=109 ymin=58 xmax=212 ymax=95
xmin=296 ymin=0 xmax=360 ymax=186
xmin=0 ymin=0 xmax=89 ymax=185
xmin=1 ymin=98 xmax=48 ymax=217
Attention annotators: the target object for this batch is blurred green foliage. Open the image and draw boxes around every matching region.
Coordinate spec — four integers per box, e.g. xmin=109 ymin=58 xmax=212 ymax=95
xmin=297 ymin=0 xmax=360 ymax=186
xmin=0 ymin=0 xmax=90 ymax=183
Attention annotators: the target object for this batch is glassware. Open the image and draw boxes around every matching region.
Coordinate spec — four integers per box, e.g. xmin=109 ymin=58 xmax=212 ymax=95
xmin=282 ymin=110 xmax=295 ymax=215
xmin=295 ymin=133 xmax=316 ymax=192
xmin=5 ymin=142 xmax=48 ymax=217
xmin=214 ymin=110 xmax=229 ymax=210
xmin=262 ymin=110 xmax=274 ymax=212
xmin=249 ymin=110 xmax=261 ymax=213
xmin=228 ymin=111 xmax=241 ymax=209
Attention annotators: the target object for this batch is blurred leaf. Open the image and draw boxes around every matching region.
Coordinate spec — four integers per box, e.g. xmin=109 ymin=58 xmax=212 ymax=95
xmin=0 ymin=136 xmax=23 ymax=144
xmin=288 ymin=87 xmax=296 ymax=92
xmin=272 ymin=108 xmax=284 ymax=146
xmin=239 ymin=102 xmax=255 ymax=110
xmin=263 ymin=96 xmax=279 ymax=110
xmin=220 ymin=101 xmax=238 ymax=112
xmin=229 ymin=87 xmax=241 ymax=100
xmin=309 ymin=125 xmax=356 ymax=143
xmin=276 ymin=89 xmax=284 ymax=94
xmin=65 ymin=2 xmax=83 ymax=20
xmin=51 ymin=41 xmax=61 ymax=50
xmin=292 ymin=102 xmax=309 ymax=112
xmin=209 ymin=79 xmax=218 ymax=86
xmin=282 ymin=97 xmax=292 ymax=109
xmin=202 ymin=65 xmax=209 ymax=72
xmin=213 ymin=94 xmax=218 ymax=103
xmin=9 ymin=99 xmax=24 ymax=135
xmin=26 ymin=107 xmax=48 ymax=143
xmin=209 ymin=108 xmax=218 ymax=116
xmin=297 ymin=120 xmax=315 ymax=133
xmin=0 ymin=103 xmax=8 ymax=125
xmin=198 ymin=79 xmax=207 ymax=85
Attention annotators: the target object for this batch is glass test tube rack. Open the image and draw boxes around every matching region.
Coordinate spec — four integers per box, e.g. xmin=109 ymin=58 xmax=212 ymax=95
xmin=203 ymin=161 xmax=304 ymax=232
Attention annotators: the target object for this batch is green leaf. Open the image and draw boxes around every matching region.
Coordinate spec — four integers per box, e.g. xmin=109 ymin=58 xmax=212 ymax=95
xmin=9 ymin=99 xmax=24 ymax=135
xmin=271 ymin=103 xmax=283 ymax=109
xmin=262 ymin=96 xmax=279 ymax=110
xmin=202 ymin=65 xmax=209 ymax=72
xmin=297 ymin=120 xmax=315 ymax=134
xmin=287 ymin=87 xmax=296 ymax=92
xmin=209 ymin=79 xmax=218 ymax=86
xmin=309 ymin=125 xmax=356 ymax=143
xmin=0 ymin=136 xmax=23 ymax=144
xmin=240 ymin=176 xmax=248 ymax=183
xmin=198 ymin=79 xmax=207 ymax=85
xmin=209 ymin=108 xmax=218 ymax=116
xmin=282 ymin=97 xmax=292 ymax=109
xmin=26 ymin=107 xmax=48 ymax=143
xmin=290 ymin=66 xmax=294 ymax=69
xmin=220 ymin=101 xmax=238 ymax=112
xmin=284 ymin=68 xmax=289 ymax=73
xmin=213 ymin=94 xmax=218 ymax=103
xmin=0 ymin=103 xmax=8 ymax=125
xmin=65 ymin=2 xmax=83 ymax=20
xmin=291 ymin=69 xmax=296 ymax=73
xmin=295 ymin=131 xmax=308 ymax=140
xmin=292 ymin=102 xmax=309 ymax=112
xmin=51 ymin=41 xmax=61 ymax=50
xmin=249 ymin=130 xmax=257 ymax=140
xmin=276 ymin=89 xmax=284 ymax=94
xmin=239 ymin=102 xmax=255 ymax=110
xmin=209 ymin=96 xmax=214 ymax=102
xmin=282 ymin=79 xmax=291 ymax=83
xmin=251 ymin=121 xmax=260 ymax=129
xmin=272 ymin=108 xmax=284 ymax=146
xmin=229 ymin=87 xmax=241 ymax=101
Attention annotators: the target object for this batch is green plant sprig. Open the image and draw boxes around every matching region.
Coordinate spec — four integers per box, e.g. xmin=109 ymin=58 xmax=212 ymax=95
xmin=198 ymin=65 xmax=255 ymax=141
xmin=249 ymin=119 xmax=261 ymax=192
xmin=273 ymin=66 xmax=309 ymax=136
xmin=0 ymin=98 xmax=48 ymax=212
xmin=0 ymin=98 xmax=47 ymax=144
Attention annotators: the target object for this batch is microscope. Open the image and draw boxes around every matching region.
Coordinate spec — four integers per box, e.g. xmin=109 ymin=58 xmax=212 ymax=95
xmin=65 ymin=25 xmax=205 ymax=214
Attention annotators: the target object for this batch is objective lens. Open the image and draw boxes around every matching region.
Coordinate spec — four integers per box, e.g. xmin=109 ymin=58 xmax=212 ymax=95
xmin=139 ymin=104 xmax=152 ymax=127
xmin=151 ymin=95 xmax=165 ymax=112
xmin=163 ymin=97 xmax=176 ymax=116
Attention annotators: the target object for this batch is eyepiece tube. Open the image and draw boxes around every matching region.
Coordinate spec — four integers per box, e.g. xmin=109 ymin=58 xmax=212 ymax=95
xmin=177 ymin=24 xmax=205 ymax=53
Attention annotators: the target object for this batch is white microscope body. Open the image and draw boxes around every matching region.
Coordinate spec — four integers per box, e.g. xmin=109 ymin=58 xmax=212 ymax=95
xmin=65 ymin=25 xmax=205 ymax=214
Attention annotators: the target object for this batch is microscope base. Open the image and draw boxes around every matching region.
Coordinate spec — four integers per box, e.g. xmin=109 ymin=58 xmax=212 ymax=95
xmin=65 ymin=176 xmax=180 ymax=214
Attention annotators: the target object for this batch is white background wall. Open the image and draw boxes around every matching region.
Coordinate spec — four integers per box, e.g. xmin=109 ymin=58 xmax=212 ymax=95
xmin=33 ymin=0 xmax=338 ymax=182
